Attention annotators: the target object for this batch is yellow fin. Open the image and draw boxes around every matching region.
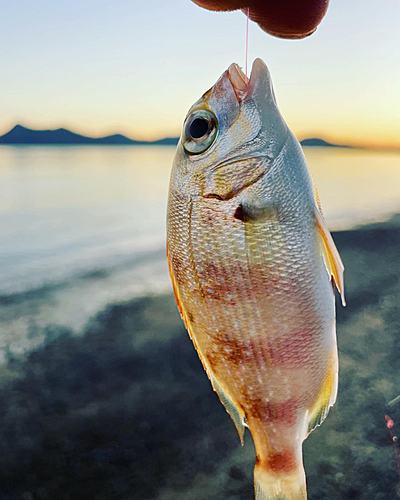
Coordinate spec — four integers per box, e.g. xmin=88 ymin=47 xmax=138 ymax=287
xmin=254 ymin=463 xmax=307 ymax=500
xmin=307 ymin=350 xmax=338 ymax=435
xmin=167 ymin=244 xmax=245 ymax=443
xmin=166 ymin=245 xmax=186 ymax=325
xmin=314 ymin=207 xmax=346 ymax=306
xmin=209 ymin=373 xmax=245 ymax=444
xmin=312 ymin=178 xmax=323 ymax=215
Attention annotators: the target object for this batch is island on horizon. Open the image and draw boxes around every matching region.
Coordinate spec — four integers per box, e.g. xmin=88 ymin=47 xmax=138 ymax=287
xmin=0 ymin=125 xmax=179 ymax=146
xmin=0 ymin=124 xmax=355 ymax=149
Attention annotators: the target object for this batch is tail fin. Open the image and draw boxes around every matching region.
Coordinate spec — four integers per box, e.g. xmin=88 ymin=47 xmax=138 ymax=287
xmin=254 ymin=462 xmax=307 ymax=500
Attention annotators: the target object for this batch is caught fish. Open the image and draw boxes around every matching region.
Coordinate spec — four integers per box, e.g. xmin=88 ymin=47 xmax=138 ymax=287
xmin=166 ymin=58 xmax=345 ymax=500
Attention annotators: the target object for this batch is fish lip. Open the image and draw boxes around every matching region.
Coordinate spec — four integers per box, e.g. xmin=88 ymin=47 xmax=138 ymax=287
xmin=227 ymin=58 xmax=267 ymax=102
xmin=227 ymin=63 xmax=249 ymax=102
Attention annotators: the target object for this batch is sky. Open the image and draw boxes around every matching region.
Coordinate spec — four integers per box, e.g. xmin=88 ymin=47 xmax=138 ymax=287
xmin=1 ymin=0 xmax=400 ymax=147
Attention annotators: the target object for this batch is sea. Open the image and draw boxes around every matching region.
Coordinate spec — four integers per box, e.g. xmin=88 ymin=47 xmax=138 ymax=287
xmin=1 ymin=145 xmax=400 ymax=361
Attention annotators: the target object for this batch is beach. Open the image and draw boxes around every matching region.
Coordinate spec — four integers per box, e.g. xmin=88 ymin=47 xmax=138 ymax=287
xmin=1 ymin=215 xmax=400 ymax=500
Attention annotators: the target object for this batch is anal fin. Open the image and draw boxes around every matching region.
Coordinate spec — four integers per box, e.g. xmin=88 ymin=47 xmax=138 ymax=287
xmin=209 ymin=372 xmax=245 ymax=444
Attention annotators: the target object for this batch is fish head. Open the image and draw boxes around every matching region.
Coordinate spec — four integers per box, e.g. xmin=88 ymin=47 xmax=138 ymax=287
xmin=171 ymin=58 xmax=289 ymax=199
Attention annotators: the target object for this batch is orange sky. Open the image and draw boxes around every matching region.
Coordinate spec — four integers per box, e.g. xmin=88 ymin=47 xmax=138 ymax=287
xmin=1 ymin=0 xmax=400 ymax=149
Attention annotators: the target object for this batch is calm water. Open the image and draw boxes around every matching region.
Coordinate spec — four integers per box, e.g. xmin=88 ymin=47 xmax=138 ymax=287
xmin=1 ymin=145 xmax=400 ymax=358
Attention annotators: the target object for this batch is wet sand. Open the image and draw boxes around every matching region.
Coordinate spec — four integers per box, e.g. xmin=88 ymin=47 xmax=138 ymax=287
xmin=1 ymin=216 xmax=400 ymax=500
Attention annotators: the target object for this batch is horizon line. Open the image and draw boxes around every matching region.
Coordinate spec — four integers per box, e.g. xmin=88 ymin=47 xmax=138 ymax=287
xmin=1 ymin=123 xmax=400 ymax=152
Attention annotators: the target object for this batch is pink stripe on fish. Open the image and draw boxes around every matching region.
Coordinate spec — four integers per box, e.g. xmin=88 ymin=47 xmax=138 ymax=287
xmin=246 ymin=397 xmax=299 ymax=426
xmin=266 ymin=328 xmax=319 ymax=367
xmin=266 ymin=449 xmax=298 ymax=473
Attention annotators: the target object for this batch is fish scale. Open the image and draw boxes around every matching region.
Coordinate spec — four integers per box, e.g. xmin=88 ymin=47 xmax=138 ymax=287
xmin=167 ymin=59 xmax=344 ymax=500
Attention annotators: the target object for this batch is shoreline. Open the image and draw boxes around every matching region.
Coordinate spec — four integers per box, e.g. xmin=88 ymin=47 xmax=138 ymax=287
xmin=0 ymin=215 xmax=400 ymax=499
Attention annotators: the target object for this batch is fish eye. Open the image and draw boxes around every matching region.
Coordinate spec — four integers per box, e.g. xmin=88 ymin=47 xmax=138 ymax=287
xmin=183 ymin=110 xmax=218 ymax=155
xmin=189 ymin=118 xmax=209 ymax=139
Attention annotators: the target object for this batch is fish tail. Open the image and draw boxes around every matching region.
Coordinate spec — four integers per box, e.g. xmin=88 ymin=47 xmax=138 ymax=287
xmin=254 ymin=459 xmax=307 ymax=500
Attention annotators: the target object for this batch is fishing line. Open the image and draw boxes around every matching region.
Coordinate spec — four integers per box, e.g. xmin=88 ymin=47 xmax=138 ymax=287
xmin=245 ymin=7 xmax=250 ymax=79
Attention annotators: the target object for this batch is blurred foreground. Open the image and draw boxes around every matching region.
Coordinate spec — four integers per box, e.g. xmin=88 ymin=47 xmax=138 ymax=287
xmin=1 ymin=216 xmax=400 ymax=499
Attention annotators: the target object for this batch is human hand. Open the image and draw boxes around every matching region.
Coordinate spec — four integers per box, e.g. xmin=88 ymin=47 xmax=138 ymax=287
xmin=191 ymin=0 xmax=329 ymax=39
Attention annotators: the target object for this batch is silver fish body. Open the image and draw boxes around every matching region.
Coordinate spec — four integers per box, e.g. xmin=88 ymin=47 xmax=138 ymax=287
xmin=167 ymin=59 xmax=344 ymax=500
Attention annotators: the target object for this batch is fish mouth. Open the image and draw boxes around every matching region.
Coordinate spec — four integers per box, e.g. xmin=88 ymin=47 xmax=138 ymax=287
xmin=227 ymin=58 xmax=269 ymax=103
xmin=227 ymin=63 xmax=249 ymax=101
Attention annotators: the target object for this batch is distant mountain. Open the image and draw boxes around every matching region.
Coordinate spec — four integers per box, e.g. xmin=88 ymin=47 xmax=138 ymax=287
xmin=0 ymin=125 xmax=354 ymax=149
xmin=300 ymin=137 xmax=350 ymax=148
xmin=0 ymin=125 xmax=180 ymax=146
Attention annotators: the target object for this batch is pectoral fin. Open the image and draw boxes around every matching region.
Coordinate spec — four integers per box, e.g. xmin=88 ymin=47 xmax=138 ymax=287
xmin=314 ymin=207 xmax=346 ymax=306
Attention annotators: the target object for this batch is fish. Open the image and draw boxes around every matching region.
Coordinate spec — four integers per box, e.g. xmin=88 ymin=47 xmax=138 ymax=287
xmin=166 ymin=58 xmax=345 ymax=500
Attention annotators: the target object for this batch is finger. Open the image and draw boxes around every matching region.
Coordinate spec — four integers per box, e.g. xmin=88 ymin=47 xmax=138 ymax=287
xmin=191 ymin=0 xmax=329 ymax=39
xmin=246 ymin=0 xmax=329 ymax=39
xmin=191 ymin=0 xmax=245 ymax=11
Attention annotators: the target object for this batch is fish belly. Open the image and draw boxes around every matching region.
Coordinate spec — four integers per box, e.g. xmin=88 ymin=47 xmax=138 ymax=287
xmin=167 ymin=191 xmax=337 ymax=497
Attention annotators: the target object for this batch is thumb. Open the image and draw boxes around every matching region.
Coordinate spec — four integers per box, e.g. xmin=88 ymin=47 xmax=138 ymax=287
xmin=191 ymin=0 xmax=330 ymax=39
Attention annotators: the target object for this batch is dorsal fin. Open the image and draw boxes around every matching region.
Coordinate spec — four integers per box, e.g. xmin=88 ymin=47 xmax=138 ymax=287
xmin=307 ymin=350 xmax=338 ymax=434
xmin=314 ymin=207 xmax=346 ymax=306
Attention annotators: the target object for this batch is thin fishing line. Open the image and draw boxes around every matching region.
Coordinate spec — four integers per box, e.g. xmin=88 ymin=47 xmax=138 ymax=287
xmin=245 ymin=7 xmax=249 ymax=79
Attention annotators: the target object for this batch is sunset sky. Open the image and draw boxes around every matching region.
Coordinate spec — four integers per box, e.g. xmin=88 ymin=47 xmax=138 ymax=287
xmin=1 ymin=0 xmax=400 ymax=148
